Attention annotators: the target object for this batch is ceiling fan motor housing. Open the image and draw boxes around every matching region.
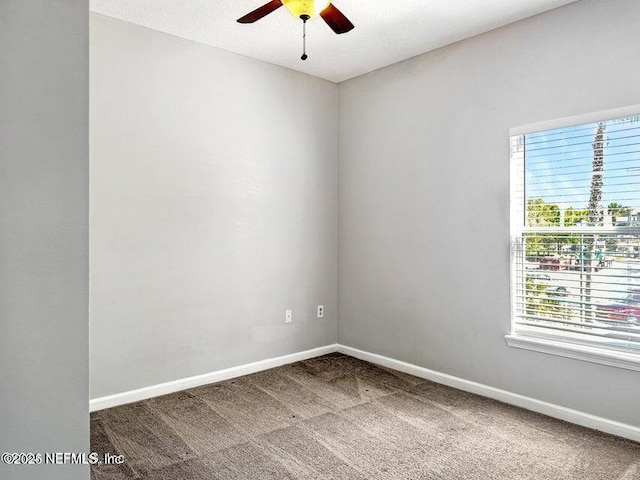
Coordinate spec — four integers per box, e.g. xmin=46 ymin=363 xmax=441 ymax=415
xmin=282 ymin=0 xmax=330 ymax=19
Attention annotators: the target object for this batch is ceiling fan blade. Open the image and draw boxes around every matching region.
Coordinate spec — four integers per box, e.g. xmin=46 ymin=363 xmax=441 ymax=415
xmin=320 ymin=3 xmax=354 ymax=34
xmin=237 ymin=0 xmax=283 ymax=23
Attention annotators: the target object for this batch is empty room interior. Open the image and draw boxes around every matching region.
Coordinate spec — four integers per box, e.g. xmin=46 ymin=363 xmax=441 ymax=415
xmin=3 ymin=0 xmax=640 ymax=479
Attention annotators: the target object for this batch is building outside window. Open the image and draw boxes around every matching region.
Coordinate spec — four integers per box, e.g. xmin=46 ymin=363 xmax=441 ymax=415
xmin=508 ymin=107 xmax=640 ymax=371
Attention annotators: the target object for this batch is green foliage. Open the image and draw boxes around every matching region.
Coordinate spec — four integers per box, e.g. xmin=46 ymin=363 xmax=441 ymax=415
xmin=526 ymin=198 xmax=560 ymax=227
xmin=524 ymin=199 xmax=629 ymax=259
xmin=525 ymin=276 xmax=570 ymax=320
xmin=616 ymin=115 xmax=640 ymax=124
xmin=564 ymin=207 xmax=588 ymax=227
xmin=607 ymin=202 xmax=631 ymax=224
xmin=525 ymin=199 xmax=565 ymax=258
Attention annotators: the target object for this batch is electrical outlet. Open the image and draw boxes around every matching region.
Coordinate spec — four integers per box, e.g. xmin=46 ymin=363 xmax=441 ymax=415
xmin=285 ymin=309 xmax=292 ymax=323
xmin=317 ymin=305 xmax=324 ymax=318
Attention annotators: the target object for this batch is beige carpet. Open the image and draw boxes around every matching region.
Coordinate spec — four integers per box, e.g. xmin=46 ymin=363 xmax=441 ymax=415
xmin=90 ymin=353 xmax=640 ymax=479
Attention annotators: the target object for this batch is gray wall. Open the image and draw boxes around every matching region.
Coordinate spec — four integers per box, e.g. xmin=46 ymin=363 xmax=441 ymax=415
xmin=0 ymin=1 xmax=89 ymax=479
xmin=338 ymin=0 xmax=640 ymax=427
xmin=90 ymin=14 xmax=338 ymax=398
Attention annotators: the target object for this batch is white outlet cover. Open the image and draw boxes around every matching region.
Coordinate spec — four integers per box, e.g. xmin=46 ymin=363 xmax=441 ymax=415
xmin=285 ymin=309 xmax=292 ymax=323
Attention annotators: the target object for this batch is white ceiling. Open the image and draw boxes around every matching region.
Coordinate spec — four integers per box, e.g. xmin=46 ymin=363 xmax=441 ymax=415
xmin=90 ymin=0 xmax=578 ymax=83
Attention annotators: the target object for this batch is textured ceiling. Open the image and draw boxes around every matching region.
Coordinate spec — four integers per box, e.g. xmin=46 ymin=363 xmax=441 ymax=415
xmin=90 ymin=0 xmax=578 ymax=83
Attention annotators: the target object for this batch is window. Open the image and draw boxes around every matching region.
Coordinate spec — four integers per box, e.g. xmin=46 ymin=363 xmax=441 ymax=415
xmin=508 ymin=106 xmax=640 ymax=371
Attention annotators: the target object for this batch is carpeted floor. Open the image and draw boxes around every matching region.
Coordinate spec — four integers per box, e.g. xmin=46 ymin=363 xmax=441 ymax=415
xmin=90 ymin=353 xmax=640 ymax=480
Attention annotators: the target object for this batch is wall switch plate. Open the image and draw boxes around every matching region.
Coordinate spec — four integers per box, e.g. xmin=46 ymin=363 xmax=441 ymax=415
xmin=285 ymin=309 xmax=292 ymax=323
xmin=317 ymin=305 xmax=324 ymax=318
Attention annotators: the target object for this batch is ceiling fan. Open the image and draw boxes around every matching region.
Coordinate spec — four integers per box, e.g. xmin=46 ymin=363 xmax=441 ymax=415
xmin=237 ymin=0 xmax=354 ymax=60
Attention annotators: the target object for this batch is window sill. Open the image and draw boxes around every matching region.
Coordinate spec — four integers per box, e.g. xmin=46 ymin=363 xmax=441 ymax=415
xmin=505 ymin=334 xmax=640 ymax=372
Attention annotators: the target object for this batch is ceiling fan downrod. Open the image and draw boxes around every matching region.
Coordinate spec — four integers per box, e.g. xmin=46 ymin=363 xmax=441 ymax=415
xmin=300 ymin=14 xmax=309 ymax=60
xmin=237 ymin=1 xmax=354 ymax=60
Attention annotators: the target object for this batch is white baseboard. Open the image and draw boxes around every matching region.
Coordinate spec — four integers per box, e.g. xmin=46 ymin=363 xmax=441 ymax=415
xmin=90 ymin=344 xmax=338 ymax=412
xmin=90 ymin=342 xmax=640 ymax=444
xmin=336 ymin=344 xmax=640 ymax=443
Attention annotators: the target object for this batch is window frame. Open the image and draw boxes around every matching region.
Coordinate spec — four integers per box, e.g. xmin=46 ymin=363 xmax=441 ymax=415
xmin=507 ymin=104 xmax=640 ymax=372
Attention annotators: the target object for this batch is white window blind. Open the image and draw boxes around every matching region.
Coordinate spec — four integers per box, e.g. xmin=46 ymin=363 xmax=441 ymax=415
xmin=511 ymin=111 xmax=640 ymax=355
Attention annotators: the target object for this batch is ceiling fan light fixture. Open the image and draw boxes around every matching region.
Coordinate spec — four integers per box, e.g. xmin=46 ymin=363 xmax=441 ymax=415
xmin=236 ymin=0 xmax=354 ymax=60
xmin=281 ymin=0 xmax=330 ymax=20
